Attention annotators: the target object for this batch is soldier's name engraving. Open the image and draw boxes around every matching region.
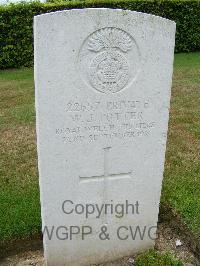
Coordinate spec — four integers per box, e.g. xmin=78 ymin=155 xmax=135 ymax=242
xmin=55 ymin=98 xmax=156 ymax=144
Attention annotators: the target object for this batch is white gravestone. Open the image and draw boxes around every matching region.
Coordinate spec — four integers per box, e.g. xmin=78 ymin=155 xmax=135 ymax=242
xmin=34 ymin=8 xmax=175 ymax=265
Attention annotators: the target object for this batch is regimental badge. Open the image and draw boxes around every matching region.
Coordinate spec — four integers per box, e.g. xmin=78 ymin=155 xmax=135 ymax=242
xmin=78 ymin=27 xmax=141 ymax=94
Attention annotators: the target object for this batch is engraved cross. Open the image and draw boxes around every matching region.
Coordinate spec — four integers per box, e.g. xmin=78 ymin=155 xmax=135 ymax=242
xmin=80 ymin=147 xmax=132 ymax=181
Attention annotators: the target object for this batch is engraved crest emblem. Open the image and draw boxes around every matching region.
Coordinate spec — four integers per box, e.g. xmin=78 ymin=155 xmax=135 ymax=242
xmin=78 ymin=27 xmax=141 ymax=94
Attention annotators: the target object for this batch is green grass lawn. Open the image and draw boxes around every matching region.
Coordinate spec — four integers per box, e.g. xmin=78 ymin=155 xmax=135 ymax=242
xmin=135 ymin=250 xmax=183 ymax=266
xmin=161 ymin=53 xmax=200 ymax=235
xmin=0 ymin=53 xmax=199 ymax=246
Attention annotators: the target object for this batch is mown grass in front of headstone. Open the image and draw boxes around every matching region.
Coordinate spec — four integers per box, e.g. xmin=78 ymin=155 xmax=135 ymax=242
xmin=0 ymin=52 xmax=199 ymax=245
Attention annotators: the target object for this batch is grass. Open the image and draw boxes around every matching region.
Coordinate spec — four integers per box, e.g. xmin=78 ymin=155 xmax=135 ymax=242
xmin=161 ymin=53 xmax=200 ymax=235
xmin=135 ymin=250 xmax=183 ymax=266
xmin=0 ymin=68 xmax=41 ymax=243
xmin=0 ymin=53 xmax=199 ymax=246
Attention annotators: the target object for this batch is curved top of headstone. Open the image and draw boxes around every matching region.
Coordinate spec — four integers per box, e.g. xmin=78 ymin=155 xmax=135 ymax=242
xmin=34 ymin=8 xmax=175 ymax=26
xmin=34 ymin=7 xmax=176 ymax=95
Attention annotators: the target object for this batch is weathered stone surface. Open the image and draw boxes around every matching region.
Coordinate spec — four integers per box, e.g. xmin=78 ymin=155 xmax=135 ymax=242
xmin=34 ymin=8 xmax=176 ymax=265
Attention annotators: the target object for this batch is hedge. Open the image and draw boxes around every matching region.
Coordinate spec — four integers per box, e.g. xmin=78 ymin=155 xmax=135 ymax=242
xmin=0 ymin=0 xmax=199 ymax=69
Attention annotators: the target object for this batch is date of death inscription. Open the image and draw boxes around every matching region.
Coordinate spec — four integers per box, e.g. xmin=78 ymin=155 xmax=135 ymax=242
xmin=55 ymin=99 xmax=156 ymax=144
